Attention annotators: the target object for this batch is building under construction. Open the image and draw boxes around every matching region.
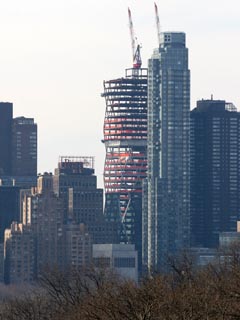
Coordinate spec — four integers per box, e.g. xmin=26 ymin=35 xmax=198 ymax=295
xmin=102 ymin=10 xmax=148 ymax=268
xmin=102 ymin=67 xmax=148 ymax=264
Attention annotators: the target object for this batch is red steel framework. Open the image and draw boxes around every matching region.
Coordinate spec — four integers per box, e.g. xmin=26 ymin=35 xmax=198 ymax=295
xmin=102 ymin=67 xmax=148 ymax=236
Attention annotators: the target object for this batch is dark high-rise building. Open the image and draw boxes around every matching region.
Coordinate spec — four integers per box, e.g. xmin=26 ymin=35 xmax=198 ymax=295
xmin=53 ymin=156 xmax=102 ymax=224
xmin=143 ymin=32 xmax=190 ymax=271
xmin=0 ymin=186 xmax=20 ymax=243
xmin=0 ymin=106 xmax=37 ymax=244
xmin=0 ymin=102 xmax=13 ymax=175
xmin=190 ymin=99 xmax=240 ymax=248
xmin=102 ymin=68 xmax=148 ymax=266
xmin=0 ymin=103 xmax=37 ymax=189
xmin=11 ymin=117 xmax=37 ymax=176
xmin=0 ymin=186 xmax=20 ymax=242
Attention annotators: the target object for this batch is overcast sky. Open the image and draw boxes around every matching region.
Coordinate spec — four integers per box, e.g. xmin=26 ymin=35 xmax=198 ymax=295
xmin=0 ymin=0 xmax=239 ymax=187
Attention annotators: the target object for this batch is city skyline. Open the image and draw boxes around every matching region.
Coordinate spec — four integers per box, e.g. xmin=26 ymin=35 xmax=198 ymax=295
xmin=0 ymin=0 xmax=239 ymax=186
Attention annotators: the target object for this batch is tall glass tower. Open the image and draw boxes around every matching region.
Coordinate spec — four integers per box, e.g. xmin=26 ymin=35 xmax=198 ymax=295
xmin=143 ymin=32 xmax=190 ymax=271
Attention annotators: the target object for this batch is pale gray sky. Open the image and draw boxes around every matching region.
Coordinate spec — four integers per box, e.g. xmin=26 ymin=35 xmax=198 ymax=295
xmin=0 ymin=0 xmax=239 ymax=187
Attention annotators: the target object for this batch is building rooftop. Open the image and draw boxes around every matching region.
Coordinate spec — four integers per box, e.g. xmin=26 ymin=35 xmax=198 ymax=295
xmin=193 ymin=99 xmax=237 ymax=113
xmin=160 ymin=32 xmax=186 ymax=47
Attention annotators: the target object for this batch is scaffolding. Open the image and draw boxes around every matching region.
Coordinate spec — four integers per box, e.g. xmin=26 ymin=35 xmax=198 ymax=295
xmin=102 ymin=68 xmax=148 ymax=244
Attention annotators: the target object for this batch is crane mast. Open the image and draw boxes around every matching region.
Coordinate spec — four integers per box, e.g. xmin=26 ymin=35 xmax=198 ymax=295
xmin=154 ymin=2 xmax=161 ymax=46
xmin=128 ymin=8 xmax=142 ymax=69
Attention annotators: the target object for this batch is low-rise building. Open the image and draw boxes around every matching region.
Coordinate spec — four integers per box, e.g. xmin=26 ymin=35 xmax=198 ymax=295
xmin=93 ymin=244 xmax=138 ymax=282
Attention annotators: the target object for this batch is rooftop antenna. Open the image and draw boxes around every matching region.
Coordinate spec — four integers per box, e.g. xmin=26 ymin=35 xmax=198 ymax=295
xmin=154 ymin=2 xmax=161 ymax=46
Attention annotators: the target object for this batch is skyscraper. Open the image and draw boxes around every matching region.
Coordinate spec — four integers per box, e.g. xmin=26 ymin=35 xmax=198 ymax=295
xmin=143 ymin=32 xmax=190 ymax=271
xmin=53 ymin=156 xmax=103 ymax=225
xmin=0 ymin=102 xmax=12 ymax=175
xmin=102 ymin=67 xmax=148 ymax=267
xmin=190 ymin=99 xmax=240 ymax=248
xmin=11 ymin=117 xmax=37 ymax=176
xmin=0 ymin=103 xmax=37 ymax=188
xmin=0 ymin=104 xmax=37 ymax=254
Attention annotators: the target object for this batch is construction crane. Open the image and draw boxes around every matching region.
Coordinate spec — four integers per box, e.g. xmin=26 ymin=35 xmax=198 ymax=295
xmin=128 ymin=7 xmax=142 ymax=69
xmin=154 ymin=2 xmax=161 ymax=46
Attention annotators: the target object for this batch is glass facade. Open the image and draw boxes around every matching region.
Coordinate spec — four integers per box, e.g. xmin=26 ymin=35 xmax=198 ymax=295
xmin=143 ymin=32 xmax=190 ymax=271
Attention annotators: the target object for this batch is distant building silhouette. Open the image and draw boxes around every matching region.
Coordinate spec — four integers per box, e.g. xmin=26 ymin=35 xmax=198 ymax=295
xmin=11 ymin=117 xmax=37 ymax=176
xmin=0 ymin=102 xmax=12 ymax=175
xmin=0 ymin=185 xmax=20 ymax=242
xmin=0 ymin=103 xmax=37 ymax=260
xmin=0 ymin=102 xmax=37 ymax=181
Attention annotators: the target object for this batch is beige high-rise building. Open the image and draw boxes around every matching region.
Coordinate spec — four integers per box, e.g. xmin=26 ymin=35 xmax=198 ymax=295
xmin=22 ymin=173 xmax=65 ymax=276
xmin=4 ymin=222 xmax=34 ymax=284
xmin=63 ymin=223 xmax=92 ymax=269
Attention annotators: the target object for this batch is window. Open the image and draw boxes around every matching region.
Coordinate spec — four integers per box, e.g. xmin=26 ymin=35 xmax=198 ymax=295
xmin=114 ymin=257 xmax=135 ymax=268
